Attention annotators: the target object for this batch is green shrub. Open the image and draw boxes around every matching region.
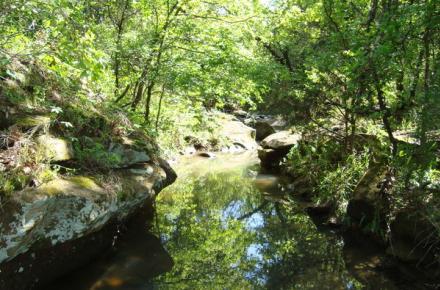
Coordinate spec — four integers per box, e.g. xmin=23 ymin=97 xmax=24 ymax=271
xmin=317 ymin=152 xmax=370 ymax=216
xmin=286 ymin=135 xmax=370 ymax=217
xmin=285 ymin=135 xmax=343 ymax=185
xmin=73 ymin=138 xmax=122 ymax=171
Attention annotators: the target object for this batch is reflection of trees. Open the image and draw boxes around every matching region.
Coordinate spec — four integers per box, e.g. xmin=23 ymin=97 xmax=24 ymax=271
xmin=153 ymin=172 xmax=261 ymax=289
xmin=252 ymin=204 xmax=362 ymax=290
xmin=238 ymin=201 xmax=269 ymax=220
xmin=153 ymin=171 xmax=363 ymax=289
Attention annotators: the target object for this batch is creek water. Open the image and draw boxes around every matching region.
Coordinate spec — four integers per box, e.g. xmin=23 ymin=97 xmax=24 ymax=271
xmin=46 ymin=151 xmax=418 ymax=290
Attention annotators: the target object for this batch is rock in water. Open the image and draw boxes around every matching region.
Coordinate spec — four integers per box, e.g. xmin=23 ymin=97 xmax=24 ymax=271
xmin=260 ymin=131 xmax=301 ymax=150
xmin=0 ymin=159 xmax=176 ymax=290
xmin=258 ymin=131 xmax=301 ymax=168
xmin=218 ymin=114 xmax=258 ymax=151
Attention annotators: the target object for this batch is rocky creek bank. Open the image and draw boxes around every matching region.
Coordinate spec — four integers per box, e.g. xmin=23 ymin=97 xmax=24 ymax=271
xmin=253 ymin=123 xmax=440 ymax=285
xmin=0 ymin=110 xmax=177 ymax=289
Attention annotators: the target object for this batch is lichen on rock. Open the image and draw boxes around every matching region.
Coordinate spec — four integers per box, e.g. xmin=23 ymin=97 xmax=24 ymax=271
xmin=0 ymin=161 xmax=173 ymax=266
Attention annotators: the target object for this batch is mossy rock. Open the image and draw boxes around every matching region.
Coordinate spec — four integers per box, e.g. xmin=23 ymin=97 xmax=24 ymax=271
xmin=15 ymin=115 xmax=51 ymax=129
xmin=32 ymin=176 xmax=104 ymax=197
xmin=36 ymin=134 xmax=74 ymax=162
xmin=109 ymin=143 xmax=150 ymax=168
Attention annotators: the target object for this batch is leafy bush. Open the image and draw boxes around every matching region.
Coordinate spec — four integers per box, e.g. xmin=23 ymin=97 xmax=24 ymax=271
xmin=73 ymin=138 xmax=122 ymax=171
xmin=317 ymin=152 xmax=370 ymax=216
xmin=285 ymin=135 xmax=344 ymax=185
xmin=0 ymin=136 xmax=58 ymax=196
xmin=286 ymin=134 xmax=370 ymax=217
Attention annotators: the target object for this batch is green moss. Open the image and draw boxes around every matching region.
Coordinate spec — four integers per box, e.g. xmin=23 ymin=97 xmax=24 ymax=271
xmin=36 ymin=176 xmax=102 ymax=196
xmin=16 ymin=115 xmax=51 ymax=127
xmin=117 ymin=190 xmax=128 ymax=201
xmin=69 ymin=176 xmax=99 ymax=190
xmin=36 ymin=135 xmax=74 ymax=161
xmin=0 ymin=170 xmax=31 ymax=196
xmin=40 ymin=184 xmax=65 ymax=196
xmin=37 ymin=167 xmax=58 ymax=184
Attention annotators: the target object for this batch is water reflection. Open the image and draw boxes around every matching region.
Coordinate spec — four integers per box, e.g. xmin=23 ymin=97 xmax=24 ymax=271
xmin=153 ymin=154 xmax=365 ymax=289
xmin=45 ymin=152 xmax=402 ymax=290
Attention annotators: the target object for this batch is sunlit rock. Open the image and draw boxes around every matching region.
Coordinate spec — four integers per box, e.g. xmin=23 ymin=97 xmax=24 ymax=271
xmin=260 ymin=130 xmax=301 ymax=150
xmin=36 ymin=134 xmax=74 ymax=161
xmin=0 ymin=159 xmax=176 ymax=290
xmin=258 ymin=131 xmax=301 ymax=168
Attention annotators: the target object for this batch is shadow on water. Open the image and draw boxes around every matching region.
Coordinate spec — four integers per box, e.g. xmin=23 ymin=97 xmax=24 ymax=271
xmin=45 ymin=152 xmax=422 ymax=289
xmin=45 ymin=203 xmax=173 ymax=290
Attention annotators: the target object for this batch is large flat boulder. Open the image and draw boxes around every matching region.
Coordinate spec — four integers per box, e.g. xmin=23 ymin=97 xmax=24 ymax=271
xmin=258 ymin=131 xmax=301 ymax=168
xmin=261 ymin=131 xmax=301 ymax=150
xmin=0 ymin=159 xmax=176 ymax=290
xmin=218 ymin=114 xmax=257 ymax=151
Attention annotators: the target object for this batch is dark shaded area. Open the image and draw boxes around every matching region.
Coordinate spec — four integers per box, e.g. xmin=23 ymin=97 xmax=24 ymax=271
xmin=42 ymin=201 xmax=173 ymax=290
xmin=0 ymin=217 xmax=120 ymax=290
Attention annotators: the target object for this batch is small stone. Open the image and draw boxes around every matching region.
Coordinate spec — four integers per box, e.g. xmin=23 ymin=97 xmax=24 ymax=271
xmin=197 ymin=152 xmax=216 ymax=158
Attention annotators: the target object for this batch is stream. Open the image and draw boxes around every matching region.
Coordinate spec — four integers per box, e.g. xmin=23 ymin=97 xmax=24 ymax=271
xmin=46 ymin=151 xmax=415 ymax=290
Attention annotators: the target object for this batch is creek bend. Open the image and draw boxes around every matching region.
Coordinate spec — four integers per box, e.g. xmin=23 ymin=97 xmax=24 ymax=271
xmin=46 ymin=151 xmax=414 ymax=290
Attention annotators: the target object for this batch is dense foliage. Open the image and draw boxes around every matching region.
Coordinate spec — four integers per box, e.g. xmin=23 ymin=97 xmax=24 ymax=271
xmin=1 ymin=0 xmax=440 ymax=272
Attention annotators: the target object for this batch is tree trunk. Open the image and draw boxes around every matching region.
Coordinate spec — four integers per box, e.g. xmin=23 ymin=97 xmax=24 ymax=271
xmin=131 ymin=81 xmax=144 ymax=111
xmin=374 ymin=71 xmax=397 ymax=156
xmin=144 ymin=82 xmax=154 ymax=123
xmin=155 ymin=85 xmax=166 ymax=130
xmin=420 ymin=25 xmax=431 ymax=146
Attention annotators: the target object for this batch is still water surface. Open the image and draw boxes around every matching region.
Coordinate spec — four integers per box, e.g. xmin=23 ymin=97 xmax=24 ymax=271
xmin=47 ymin=151 xmax=407 ymax=290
